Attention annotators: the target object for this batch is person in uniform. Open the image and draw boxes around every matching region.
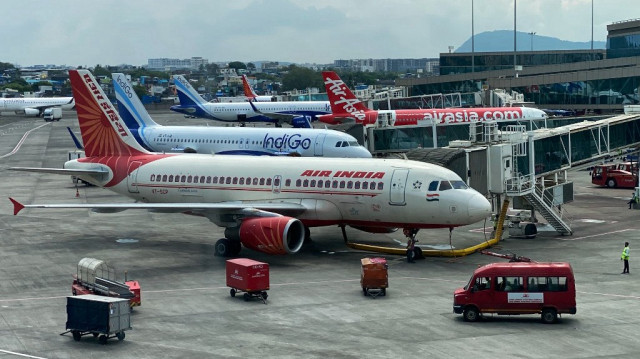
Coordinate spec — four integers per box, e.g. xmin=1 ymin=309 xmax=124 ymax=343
xmin=621 ymin=242 xmax=630 ymax=274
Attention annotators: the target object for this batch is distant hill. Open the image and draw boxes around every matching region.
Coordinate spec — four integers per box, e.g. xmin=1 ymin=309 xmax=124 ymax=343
xmin=455 ymin=30 xmax=605 ymax=53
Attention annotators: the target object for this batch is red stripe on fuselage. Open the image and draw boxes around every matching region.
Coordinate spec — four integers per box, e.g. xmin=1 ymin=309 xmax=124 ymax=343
xmin=79 ymin=154 xmax=175 ymax=187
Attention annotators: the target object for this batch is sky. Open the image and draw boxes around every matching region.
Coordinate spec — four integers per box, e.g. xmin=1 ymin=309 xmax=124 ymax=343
xmin=2 ymin=0 xmax=637 ymax=67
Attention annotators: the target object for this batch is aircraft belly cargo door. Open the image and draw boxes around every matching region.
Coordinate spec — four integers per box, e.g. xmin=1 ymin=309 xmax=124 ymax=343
xmin=314 ymin=134 xmax=326 ymax=156
xmin=127 ymin=161 xmax=142 ymax=193
xmin=389 ymin=169 xmax=409 ymax=205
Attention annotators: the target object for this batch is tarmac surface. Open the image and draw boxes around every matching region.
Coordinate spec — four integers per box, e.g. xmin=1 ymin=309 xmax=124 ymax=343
xmin=1 ymin=110 xmax=640 ymax=358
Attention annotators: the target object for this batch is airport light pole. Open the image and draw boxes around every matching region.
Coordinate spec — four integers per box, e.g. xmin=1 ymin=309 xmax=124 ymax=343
xmin=513 ymin=0 xmax=517 ymax=74
xmin=472 ymin=0 xmax=475 ymax=74
xmin=529 ymin=31 xmax=536 ymax=51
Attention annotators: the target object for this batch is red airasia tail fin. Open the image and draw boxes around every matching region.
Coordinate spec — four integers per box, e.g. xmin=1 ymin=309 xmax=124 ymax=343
xmin=68 ymin=70 xmax=149 ymax=158
xmin=321 ymin=71 xmax=371 ymax=122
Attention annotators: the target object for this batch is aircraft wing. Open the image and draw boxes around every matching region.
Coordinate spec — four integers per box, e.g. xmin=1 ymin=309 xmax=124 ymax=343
xmin=9 ymin=198 xmax=308 ymax=227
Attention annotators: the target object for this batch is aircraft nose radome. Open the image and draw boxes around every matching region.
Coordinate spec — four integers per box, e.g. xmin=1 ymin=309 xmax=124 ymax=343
xmin=467 ymin=193 xmax=492 ymax=222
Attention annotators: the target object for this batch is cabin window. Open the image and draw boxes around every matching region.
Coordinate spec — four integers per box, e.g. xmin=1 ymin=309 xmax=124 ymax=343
xmin=260 ymin=178 xmax=265 ymax=185
xmin=370 ymin=181 xmax=376 ymax=189
xmin=377 ymin=182 xmax=384 ymax=190
xmin=266 ymin=178 xmax=272 ymax=186
xmin=296 ymin=179 xmax=302 ymax=187
xmin=274 ymin=178 xmax=280 ymax=186
xmin=451 ymin=180 xmax=468 ymax=189
xmin=310 ymin=180 xmax=316 ymax=187
xmin=253 ymin=178 xmax=259 ymax=185
xmin=212 ymin=176 xmax=218 ymax=184
xmin=193 ymin=176 xmax=199 ymax=184
xmin=362 ymin=182 xmax=369 ymax=190
xmin=239 ymin=177 xmax=245 ymax=185
xmin=206 ymin=176 xmax=211 ymax=184
xmin=303 ymin=179 xmax=309 ymax=187
xmin=181 ymin=175 xmax=186 ymax=182
xmin=187 ymin=175 xmax=192 ymax=183
xmin=162 ymin=175 xmax=168 ymax=182
xmin=150 ymin=174 xmax=156 ymax=181
xmin=339 ymin=181 xmax=345 ymax=189
xmin=428 ymin=181 xmax=438 ymax=191
xmin=354 ymin=181 xmax=360 ymax=189
xmin=168 ymin=175 xmax=174 ymax=182
xmin=232 ymin=177 xmax=238 ymax=184
xmin=285 ymin=179 xmax=291 ymax=186
xmin=324 ymin=180 xmax=331 ymax=188
xmin=246 ymin=177 xmax=251 ymax=184
xmin=439 ymin=181 xmax=452 ymax=191
xmin=332 ymin=180 xmax=338 ymax=189
xmin=200 ymin=176 xmax=206 ymax=183
xmin=347 ymin=181 xmax=353 ymax=189
xmin=226 ymin=177 xmax=232 ymax=184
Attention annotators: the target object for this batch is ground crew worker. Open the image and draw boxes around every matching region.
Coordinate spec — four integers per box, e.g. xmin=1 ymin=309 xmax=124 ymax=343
xmin=404 ymin=228 xmax=418 ymax=263
xmin=627 ymin=192 xmax=638 ymax=209
xmin=621 ymin=242 xmax=630 ymax=274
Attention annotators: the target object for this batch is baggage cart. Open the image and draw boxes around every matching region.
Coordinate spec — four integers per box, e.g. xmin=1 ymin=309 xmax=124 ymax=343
xmin=361 ymin=257 xmax=388 ymax=298
xmin=63 ymin=294 xmax=131 ymax=345
xmin=226 ymin=258 xmax=269 ymax=303
xmin=71 ymin=257 xmax=141 ymax=308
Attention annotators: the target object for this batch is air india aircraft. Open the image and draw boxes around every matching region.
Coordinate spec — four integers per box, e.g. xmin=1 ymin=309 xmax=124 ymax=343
xmin=318 ymin=71 xmax=547 ymax=126
xmin=9 ymin=70 xmax=492 ymax=258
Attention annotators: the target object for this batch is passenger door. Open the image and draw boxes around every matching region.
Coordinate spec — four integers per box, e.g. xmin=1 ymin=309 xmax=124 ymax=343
xmin=314 ymin=134 xmax=326 ymax=156
xmin=389 ymin=169 xmax=409 ymax=205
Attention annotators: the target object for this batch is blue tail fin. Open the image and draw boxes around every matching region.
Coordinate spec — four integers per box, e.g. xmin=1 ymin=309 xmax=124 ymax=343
xmin=112 ymin=73 xmax=156 ymax=150
xmin=173 ymin=75 xmax=207 ymax=108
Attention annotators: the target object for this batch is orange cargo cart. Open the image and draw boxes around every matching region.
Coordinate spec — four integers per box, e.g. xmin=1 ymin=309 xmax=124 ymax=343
xmin=226 ymin=258 xmax=269 ymax=303
xmin=361 ymin=257 xmax=388 ymax=298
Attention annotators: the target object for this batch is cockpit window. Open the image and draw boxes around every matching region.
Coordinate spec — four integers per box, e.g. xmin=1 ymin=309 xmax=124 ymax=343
xmin=335 ymin=141 xmax=342 ymax=147
xmin=439 ymin=181 xmax=452 ymax=191
xmin=428 ymin=181 xmax=438 ymax=191
xmin=341 ymin=141 xmax=349 ymax=147
xmin=451 ymin=180 xmax=468 ymax=189
xmin=348 ymin=141 xmax=359 ymax=147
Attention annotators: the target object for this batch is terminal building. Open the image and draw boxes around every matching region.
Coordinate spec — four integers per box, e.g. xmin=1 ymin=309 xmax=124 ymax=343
xmin=397 ymin=18 xmax=640 ymax=113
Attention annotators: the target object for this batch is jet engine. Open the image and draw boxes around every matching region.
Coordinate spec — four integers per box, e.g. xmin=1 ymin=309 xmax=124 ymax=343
xmin=238 ymin=216 xmax=305 ymax=255
xmin=291 ymin=116 xmax=312 ymax=128
xmin=23 ymin=108 xmax=41 ymax=116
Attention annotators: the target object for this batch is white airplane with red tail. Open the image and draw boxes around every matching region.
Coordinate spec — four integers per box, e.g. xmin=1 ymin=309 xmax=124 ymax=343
xmin=9 ymin=70 xmax=491 ymax=258
xmin=318 ymin=71 xmax=547 ymax=126
xmin=241 ymin=74 xmax=275 ymax=102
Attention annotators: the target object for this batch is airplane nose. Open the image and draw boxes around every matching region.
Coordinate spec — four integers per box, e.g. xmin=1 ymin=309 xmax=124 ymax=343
xmin=467 ymin=193 xmax=492 ymax=222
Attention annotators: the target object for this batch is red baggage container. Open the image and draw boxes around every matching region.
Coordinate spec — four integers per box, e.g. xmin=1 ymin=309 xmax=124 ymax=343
xmin=226 ymin=259 xmax=269 ymax=302
xmin=361 ymin=257 xmax=388 ymax=298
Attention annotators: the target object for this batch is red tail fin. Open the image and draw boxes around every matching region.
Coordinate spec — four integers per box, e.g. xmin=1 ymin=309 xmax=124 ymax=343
xmin=321 ymin=71 xmax=370 ymax=121
xmin=241 ymin=74 xmax=258 ymax=98
xmin=68 ymin=70 xmax=149 ymax=157
xmin=9 ymin=197 xmax=24 ymax=215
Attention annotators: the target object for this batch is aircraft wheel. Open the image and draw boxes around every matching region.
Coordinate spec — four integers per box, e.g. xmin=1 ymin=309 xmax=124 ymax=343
xmin=215 ymin=238 xmax=232 ymax=257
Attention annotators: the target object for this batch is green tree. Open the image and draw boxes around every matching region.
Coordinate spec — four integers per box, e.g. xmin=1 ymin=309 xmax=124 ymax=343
xmin=133 ymin=84 xmax=148 ymax=98
xmin=0 ymin=61 xmax=16 ymax=73
xmin=228 ymin=61 xmax=247 ymax=73
xmin=281 ymin=65 xmax=323 ymax=91
xmin=204 ymin=63 xmax=219 ymax=76
xmin=92 ymin=64 xmax=111 ymax=77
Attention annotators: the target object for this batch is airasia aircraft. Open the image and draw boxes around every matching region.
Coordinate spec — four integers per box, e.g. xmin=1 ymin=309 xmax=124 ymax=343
xmin=318 ymin=71 xmax=547 ymax=126
xmin=9 ymin=70 xmax=492 ymax=258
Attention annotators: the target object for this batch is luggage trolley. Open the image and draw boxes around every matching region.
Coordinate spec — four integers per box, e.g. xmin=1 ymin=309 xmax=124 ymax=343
xmin=62 ymin=294 xmax=131 ymax=345
xmin=226 ymin=258 xmax=269 ymax=304
xmin=361 ymin=257 xmax=388 ymax=298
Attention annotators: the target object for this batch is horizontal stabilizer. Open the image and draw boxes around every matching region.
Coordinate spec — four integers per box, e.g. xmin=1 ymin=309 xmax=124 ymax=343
xmin=9 ymin=167 xmax=108 ymax=177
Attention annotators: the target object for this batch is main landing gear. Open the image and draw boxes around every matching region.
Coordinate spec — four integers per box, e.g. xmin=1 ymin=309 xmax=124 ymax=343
xmin=215 ymin=238 xmax=242 ymax=257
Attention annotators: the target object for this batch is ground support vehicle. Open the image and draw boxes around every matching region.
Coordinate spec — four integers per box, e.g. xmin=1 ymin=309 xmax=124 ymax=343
xmin=360 ymin=257 xmax=388 ymax=298
xmin=63 ymin=294 xmax=131 ymax=345
xmin=43 ymin=107 xmax=62 ymax=121
xmin=591 ymin=162 xmax=638 ymax=188
xmin=454 ymin=262 xmax=576 ymax=324
xmin=71 ymin=257 xmax=141 ymax=308
xmin=226 ymin=258 xmax=269 ymax=303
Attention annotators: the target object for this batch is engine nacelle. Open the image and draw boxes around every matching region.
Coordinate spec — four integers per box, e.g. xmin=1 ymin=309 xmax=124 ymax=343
xmin=23 ymin=108 xmax=41 ymax=116
xmin=291 ymin=116 xmax=312 ymax=128
xmin=238 ymin=216 xmax=305 ymax=255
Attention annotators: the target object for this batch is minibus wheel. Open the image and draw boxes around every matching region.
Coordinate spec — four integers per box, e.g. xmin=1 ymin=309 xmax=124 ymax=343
xmin=463 ymin=306 xmax=479 ymax=322
xmin=541 ymin=308 xmax=557 ymax=324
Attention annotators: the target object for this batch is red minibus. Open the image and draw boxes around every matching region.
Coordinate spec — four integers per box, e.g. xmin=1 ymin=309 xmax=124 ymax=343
xmin=453 ymin=262 xmax=576 ymax=324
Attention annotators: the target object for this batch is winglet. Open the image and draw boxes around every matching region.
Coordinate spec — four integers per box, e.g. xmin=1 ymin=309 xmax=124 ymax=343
xmin=9 ymin=197 xmax=25 ymax=215
xmin=67 ymin=127 xmax=84 ymax=150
